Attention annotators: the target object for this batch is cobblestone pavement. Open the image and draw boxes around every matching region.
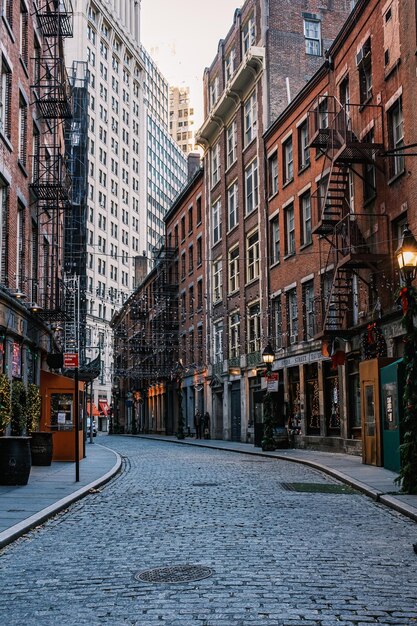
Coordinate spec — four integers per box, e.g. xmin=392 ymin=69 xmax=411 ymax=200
xmin=1 ymin=437 xmax=416 ymax=626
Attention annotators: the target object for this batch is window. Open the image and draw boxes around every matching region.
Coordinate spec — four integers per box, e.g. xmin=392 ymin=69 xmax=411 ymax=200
xmin=196 ymin=196 xmax=202 ymax=224
xmin=268 ymin=152 xmax=278 ymax=197
xmin=388 ymin=98 xmax=404 ymax=178
xmin=357 ymin=38 xmax=372 ymax=104
xmin=188 ymin=245 xmax=194 ymax=273
xmin=227 ymin=182 xmax=238 ymax=230
xmin=229 ymin=312 xmax=240 ymax=358
xmin=189 ymin=285 xmax=194 ymax=315
xmin=285 ymin=203 xmax=295 ymax=256
xmin=339 ymin=76 xmax=350 ymax=111
xmin=228 ymin=247 xmax=239 ymax=293
xmin=188 ymin=205 xmax=193 ymax=233
xmin=298 ymin=122 xmax=310 ymax=170
xmin=287 ymin=288 xmax=298 ymax=344
xmin=245 ymin=160 xmax=258 ymax=214
xmin=270 ymin=216 xmax=280 ymax=265
xmin=3 ymin=0 xmax=12 ymax=27
xmin=226 ymin=119 xmax=237 ymax=168
xmin=16 ymin=204 xmax=25 ymax=290
xmin=212 ymin=199 xmax=222 ymax=245
xmin=247 ymin=302 xmax=260 ymax=353
xmin=303 ymin=18 xmax=321 ymax=56
xmin=197 ymin=280 xmax=203 ymax=309
xmin=211 ymin=141 xmax=220 ymax=187
xmin=271 ymin=296 xmax=282 ymax=350
xmin=242 ymin=14 xmax=255 ymax=54
xmin=0 ymin=183 xmax=9 ymax=283
xmin=244 ymin=92 xmax=257 ymax=147
xmin=213 ymin=258 xmax=223 ymax=304
xmin=300 ymin=192 xmax=312 ymax=246
xmin=20 ymin=4 xmax=29 ymax=67
xmin=181 ymin=252 xmax=186 ymax=280
xmin=247 ymin=231 xmax=260 ymax=282
xmin=197 ymin=237 xmax=202 ymax=266
xmin=209 ymin=76 xmax=219 ymax=109
xmin=363 ymin=129 xmax=376 ymax=201
xmin=303 ymin=281 xmax=315 ymax=340
xmin=18 ymin=96 xmax=28 ymax=167
xmin=283 ymin=137 xmax=293 ymax=184
xmin=0 ymin=57 xmax=12 ymax=139
xmin=213 ymin=319 xmax=223 ymax=364
xmin=225 ymin=48 xmax=236 ymax=83
xmin=181 ymin=215 xmax=186 ymax=241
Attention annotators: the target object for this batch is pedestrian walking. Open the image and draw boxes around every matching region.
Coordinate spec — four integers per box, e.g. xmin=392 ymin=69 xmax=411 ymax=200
xmin=194 ymin=410 xmax=202 ymax=438
xmin=203 ymin=411 xmax=210 ymax=439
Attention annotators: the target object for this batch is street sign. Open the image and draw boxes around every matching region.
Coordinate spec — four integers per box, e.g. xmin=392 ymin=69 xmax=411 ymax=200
xmin=64 ymin=353 xmax=79 ymax=368
xmin=266 ymin=373 xmax=279 ymax=392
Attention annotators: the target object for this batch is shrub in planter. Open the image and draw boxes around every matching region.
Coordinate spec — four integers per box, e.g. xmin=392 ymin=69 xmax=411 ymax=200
xmin=27 ymin=383 xmax=53 ymax=466
xmin=0 ymin=373 xmax=11 ymax=436
xmin=0 ymin=377 xmax=31 ymax=485
xmin=11 ymin=380 xmax=27 ymax=436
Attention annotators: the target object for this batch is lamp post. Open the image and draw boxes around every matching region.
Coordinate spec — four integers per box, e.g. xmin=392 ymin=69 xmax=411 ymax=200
xmin=261 ymin=344 xmax=276 ymax=451
xmin=396 ymin=224 xmax=417 ymax=494
xmin=173 ymin=361 xmax=185 ymax=440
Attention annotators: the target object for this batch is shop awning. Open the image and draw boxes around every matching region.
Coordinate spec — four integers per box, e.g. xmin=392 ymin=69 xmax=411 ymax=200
xmin=98 ymin=400 xmax=110 ymax=416
xmin=87 ymin=402 xmax=100 ymax=417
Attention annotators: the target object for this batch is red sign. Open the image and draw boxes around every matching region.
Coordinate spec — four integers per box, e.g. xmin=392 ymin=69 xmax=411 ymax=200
xmin=64 ymin=353 xmax=79 ymax=368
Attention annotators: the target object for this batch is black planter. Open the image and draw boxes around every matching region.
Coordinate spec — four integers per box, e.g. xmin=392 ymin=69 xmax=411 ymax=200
xmin=30 ymin=432 xmax=54 ymax=466
xmin=0 ymin=437 xmax=32 ymax=485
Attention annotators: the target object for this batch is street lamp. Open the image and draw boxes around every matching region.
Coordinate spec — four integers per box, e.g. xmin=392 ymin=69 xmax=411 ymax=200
xmin=396 ymin=224 xmax=417 ymax=287
xmin=396 ymin=224 xmax=417 ymax=494
xmin=262 ymin=343 xmax=275 ymax=372
xmin=261 ymin=344 xmax=276 ymax=451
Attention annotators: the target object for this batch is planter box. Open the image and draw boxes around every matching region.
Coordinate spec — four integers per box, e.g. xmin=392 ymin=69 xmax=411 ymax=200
xmin=0 ymin=437 xmax=32 ymax=485
xmin=30 ymin=432 xmax=54 ymax=466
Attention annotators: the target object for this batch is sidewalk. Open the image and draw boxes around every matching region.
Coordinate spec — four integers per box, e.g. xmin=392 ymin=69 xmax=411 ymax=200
xmin=1 ymin=435 xmax=415 ymax=551
xmin=0 ymin=438 xmax=121 ymax=549
xmin=133 ymin=434 xmax=417 ymax=523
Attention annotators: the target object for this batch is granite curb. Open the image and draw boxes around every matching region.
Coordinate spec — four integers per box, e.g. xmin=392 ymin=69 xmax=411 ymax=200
xmin=0 ymin=444 xmax=122 ymax=550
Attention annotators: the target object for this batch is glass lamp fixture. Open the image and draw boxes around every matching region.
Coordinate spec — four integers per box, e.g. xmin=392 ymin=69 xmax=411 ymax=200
xmin=396 ymin=224 xmax=417 ymax=285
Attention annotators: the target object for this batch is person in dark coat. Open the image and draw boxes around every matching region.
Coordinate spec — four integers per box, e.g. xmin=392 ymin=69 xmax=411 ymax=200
xmin=203 ymin=411 xmax=210 ymax=439
xmin=194 ymin=410 xmax=202 ymax=439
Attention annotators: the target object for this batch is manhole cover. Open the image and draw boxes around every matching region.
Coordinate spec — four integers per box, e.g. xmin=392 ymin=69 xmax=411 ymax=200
xmin=192 ymin=482 xmax=219 ymax=487
xmin=281 ymin=482 xmax=357 ymax=494
xmin=135 ymin=565 xmax=213 ymax=584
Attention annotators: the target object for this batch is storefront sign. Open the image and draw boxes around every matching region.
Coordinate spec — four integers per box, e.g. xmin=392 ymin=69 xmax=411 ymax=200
xmin=274 ymin=350 xmax=326 ymax=371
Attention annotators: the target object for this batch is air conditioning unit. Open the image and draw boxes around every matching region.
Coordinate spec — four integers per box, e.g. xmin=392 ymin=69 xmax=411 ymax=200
xmin=356 ymin=39 xmax=371 ymax=66
xmin=290 ymin=333 xmax=298 ymax=345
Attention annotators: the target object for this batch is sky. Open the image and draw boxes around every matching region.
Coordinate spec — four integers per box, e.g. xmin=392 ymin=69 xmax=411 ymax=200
xmin=140 ymin=0 xmax=243 ymax=128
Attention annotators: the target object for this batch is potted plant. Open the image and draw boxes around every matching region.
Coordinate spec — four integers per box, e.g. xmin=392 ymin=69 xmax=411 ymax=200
xmin=0 ymin=377 xmax=32 ymax=485
xmin=27 ymin=383 xmax=53 ymax=466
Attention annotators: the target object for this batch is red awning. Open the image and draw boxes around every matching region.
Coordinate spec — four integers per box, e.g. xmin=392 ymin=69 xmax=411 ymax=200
xmin=87 ymin=402 xmax=100 ymax=417
xmin=98 ymin=400 xmax=109 ymax=416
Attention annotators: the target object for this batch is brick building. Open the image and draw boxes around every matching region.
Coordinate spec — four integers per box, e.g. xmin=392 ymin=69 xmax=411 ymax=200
xmin=111 ymin=159 xmax=204 ymax=435
xmin=264 ymin=0 xmax=417 ymax=455
xmin=195 ymin=0 xmax=351 ymax=442
xmin=0 ymin=1 xmax=72 ymax=395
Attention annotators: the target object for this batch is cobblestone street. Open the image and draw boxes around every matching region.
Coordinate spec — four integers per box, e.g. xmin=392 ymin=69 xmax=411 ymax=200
xmin=1 ymin=437 xmax=416 ymax=626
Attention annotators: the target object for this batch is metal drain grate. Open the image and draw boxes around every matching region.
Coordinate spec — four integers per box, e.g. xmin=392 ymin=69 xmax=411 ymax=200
xmin=192 ymin=482 xmax=219 ymax=487
xmin=135 ymin=564 xmax=213 ymax=584
xmin=280 ymin=482 xmax=357 ymax=494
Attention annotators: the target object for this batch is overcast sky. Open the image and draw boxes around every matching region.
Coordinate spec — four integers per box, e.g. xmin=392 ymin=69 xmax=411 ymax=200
xmin=140 ymin=0 xmax=243 ymax=127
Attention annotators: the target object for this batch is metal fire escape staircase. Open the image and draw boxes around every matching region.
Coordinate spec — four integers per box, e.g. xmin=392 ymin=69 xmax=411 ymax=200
xmin=309 ymin=95 xmax=388 ymax=337
xmin=29 ymin=0 xmax=74 ymax=322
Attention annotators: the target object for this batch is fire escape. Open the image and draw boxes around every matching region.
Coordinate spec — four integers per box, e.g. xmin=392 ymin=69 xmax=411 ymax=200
xmin=29 ymin=0 xmax=73 ymax=321
xmin=126 ymin=237 xmax=179 ymax=390
xmin=308 ymin=95 xmax=390 ymax=338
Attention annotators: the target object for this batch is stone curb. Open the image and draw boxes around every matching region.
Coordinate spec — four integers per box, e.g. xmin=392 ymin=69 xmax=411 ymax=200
xmin=0 ymin=444 xmax=122 ymax=550
xmin=130 ymin=434 xmax=417 ymax=524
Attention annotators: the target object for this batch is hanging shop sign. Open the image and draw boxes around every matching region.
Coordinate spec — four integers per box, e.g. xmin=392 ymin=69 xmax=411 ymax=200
xmin=274 ymin=350 xmax=326 ymax=370
xmin=266 ymin=373 xmax=279 ymax=392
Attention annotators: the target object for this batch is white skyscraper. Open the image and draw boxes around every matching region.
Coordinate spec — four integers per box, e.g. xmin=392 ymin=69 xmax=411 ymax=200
xmin=65 ymin=1 xmax=187 ymax=426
